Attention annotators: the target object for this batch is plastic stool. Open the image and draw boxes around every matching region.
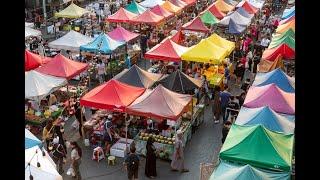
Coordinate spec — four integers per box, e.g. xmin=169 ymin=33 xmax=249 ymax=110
xmin=108 ymin=156 xmax=115 ymax=165
xmin=92 ymin=147 xmax=105 ymax=162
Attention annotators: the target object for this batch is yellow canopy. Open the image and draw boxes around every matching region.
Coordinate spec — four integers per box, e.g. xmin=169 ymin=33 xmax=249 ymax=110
xmin=276 ymin=19 xmax=295 ymax=34
xmin=214 ymin=0 xmax=235 ymax=13
xmin=181 ymin=39 xmax=229 ymax=64
xmin=161 ymin=1 xmax=182 ymax=14
xmin=55 ymin=3 xmax=89 ymax=18
xmin=207 ymin=33 xmax=235 ymax=55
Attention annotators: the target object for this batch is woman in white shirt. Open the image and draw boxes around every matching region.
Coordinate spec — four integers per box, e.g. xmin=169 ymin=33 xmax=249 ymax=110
xmin=70 ymin=141 xmax=82 ymax=180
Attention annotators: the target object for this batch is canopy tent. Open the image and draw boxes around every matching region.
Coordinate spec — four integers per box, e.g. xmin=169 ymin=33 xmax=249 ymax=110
xmin=25 ymin=70 xmax=67 ymax=101
xmin=169 ymin=0 xmax=188 ymax=8
xmin=25 ymin=27 xmax=42 ymax=38
xmin=279 ymin=15 xmax=295 ymax=25
xmin=262 ymin=44 xmax=295 ymax=61
xmin=273 ymin=28 xmax=295 ymax=40
xmin=207 ymin=33 xmax=235 ymax=54
xmin=170 ymin=30 xmax=185 ymax=44
xmin=200 ymin=11 xmax=220 ymax=25
xmin=145 ymin=38 xmax=189 ymax=62
xmin=113 ymin=65 xmax=163 ymax=88
xmin=25 ymin=50 xmax=44 ymax=71
xmin=247 ymin=0 xmax=265 ymax=9
xmin=80 ymin=33 xmax=125 ymax=54
xmin=107 ymin=26 xmax=140 ymax=42
xmin=140 ymin=0 xmax=164 ymax=8
xmin=268 ymin=35 xmax=295 ymax=49
xmin=214 ymin=0 xmax=235 ymax=13
xmin=181 ymin=0 xmax=196 ymax=6
xmin=151 ymin=5 xmax=174 ymax=19
xmin=156 ymin=70 xmax=202 ymax=92
xmin=25 ymin=22 xmax=34 ymax=28
xmin=55 ymin=3 xmax=89 ymax=18
xmin=276 ymin=19 xmax=295 ymax=34
xmin=106 ymin=7 xmax=138 ymax=23
xmin=235 ymin=106 xmax=295 ymax=134
xmin=161 ymin=1 xmax=182 ymax=14
xmin=219 ymin=11 xmax=252 ymax=26
xmin=126 ymin=85 xmax=192 ymax=121
xmin=48 ymin=30 xmax=93 ymax=52
xmin=131 ymin=10 xmax=165 ymax=26
xmin=182 ymin=17 xmax=210 ymax=33
xmin=281 ymin=6 xmax=295 ymax=19
xmin=237 ymin=0 xmax=259 ymax=14
xmin=257 ymin=55 xmax=284 ymax=73
xmin=207 ymin=4 xmax=226 ymax=19
xmin=80 ymin=79 xmax=145 ymax=112
xmin=220 ymin=124 xmax=294 ymax=171
xmin=244 ymin=83 xmax=295 ymax=115
xmin=25 ymin=129 xmax=42 ymax=149
xmin=225 ymin=0 xmax=239 ymax=6
xmin=181 ymin=39 xmax=229 ymax=64
xmin=253 ymin=68 xmax=295 ymax=92
xmin=209 ymin=160 xmax=291 ymax=180
xmin=25 ymin=146 xmax=63 ymax=180
xmin=235 ymin=7 xmax=254 ymax=19
xmin=35 ymin=54 xmax=88 ymax=80
xmin=125 ymin=0 xmax=147 ymax=14
xmin=228 ymin=19 xmax=247 ymax=34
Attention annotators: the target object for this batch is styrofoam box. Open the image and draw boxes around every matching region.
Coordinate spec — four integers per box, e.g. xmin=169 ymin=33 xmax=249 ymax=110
xmin=110 ymin=138 xmax=134 ymax=158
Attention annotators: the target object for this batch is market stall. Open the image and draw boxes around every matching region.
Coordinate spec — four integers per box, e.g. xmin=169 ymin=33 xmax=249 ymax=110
xmin=25 ymin=27 xmax=42 ymax=39
xmin=125 ymin=0 xmax=147 ymax=15
xmin=140 ymin=0 xmax=165 ymax=8
xmin=54 ymin=2 xmax=89 ymax=19
xmin=182 ymin=17 xmax=210 ymax=33
xmin=150 ymin=5 xmax=174 ymax=19
xmin=207 ymin=4 xmax=226 ymax=20
xmin=106 ymin=7 xmax=138 ymax=23
xmin=25 ymin=50 xmax=45 ymax=71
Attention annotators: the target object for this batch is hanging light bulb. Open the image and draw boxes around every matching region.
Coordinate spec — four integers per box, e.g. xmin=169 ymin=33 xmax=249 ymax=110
xmin=37 ymin=162 xmax=41 ymax=168
xmin=42 ymin=150 xmax=46 ymax=157
xmin=29 ymin=175 xmax=33 ymax=180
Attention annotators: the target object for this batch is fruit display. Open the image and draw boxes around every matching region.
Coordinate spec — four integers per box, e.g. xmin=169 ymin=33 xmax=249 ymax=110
xmin=139 ymin=132 xmax=175 ymax=145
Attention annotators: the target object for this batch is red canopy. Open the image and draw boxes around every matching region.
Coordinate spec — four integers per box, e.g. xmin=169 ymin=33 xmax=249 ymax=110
xmin=262 ymin=44 xmax=295 ymax=61
xmin=207 ymin=4 xmax=226 ymax=19
xmin=150 ymin=5 xmax=174 ymax=19
xmin=25 ymin=50 xmax=43 ymax=71
xmin=170 ymin=30 xmax=185 ymax=44
xmin=181 ymin=0 xmax=196 ymax=6
xmin=35 ymin=54 xmax=88 ymax=80
xmin=241 ymin=1 xmax=259 ymax=14
xmin=170 ymin=0 xmax=187 ymax=8
xmin=126 ymin=84 xmax=192 ymax=121
xmin=106 ymin=7 xmax=137 ymax=23
xmin=80 ymin=79 xmax=146 ymax=112
xmin=144 ymin=37 xmax=189 ymax=62
xmin=182 ymin=17 xmax=210 ymax=33
xmin=108 ymin=26 xmax=140 ymax=42
xmin=131 ymin=10 xmax=165 ymax=25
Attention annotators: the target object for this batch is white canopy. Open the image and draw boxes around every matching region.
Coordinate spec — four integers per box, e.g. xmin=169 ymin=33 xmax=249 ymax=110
xmin=25 ymin=146 xmax=62 ymax=180
xmin=25 ymin=22 xmax=34 ymax=28
xmin=25 ymin=27 xmax=42 ymax=38
xmin=140 ymin=0 xmax=164 ymax=8
xmin=48 ymin=30 xmax=93 ymax=52
xmin=247 ymin=0 xmax=265 ymax=9
xmin=25 ymin=70 xmax=67 ymax=101
xmin=219 ymin=11 xmax=252 ymax=26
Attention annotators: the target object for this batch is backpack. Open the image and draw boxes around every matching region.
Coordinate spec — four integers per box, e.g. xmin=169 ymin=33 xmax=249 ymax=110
xmin=126 ymin=154 xmax=139 ymax=171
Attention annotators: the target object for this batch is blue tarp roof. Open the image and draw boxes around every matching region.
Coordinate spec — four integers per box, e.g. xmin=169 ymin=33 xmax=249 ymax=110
xmin=228 ymin=19 xmax=246 ymax=34
xmin=80 ymin=33 xmax=125 ymax=54
xmin=236 ymin=7 xmax=254 ymax=19
xmin=252 ymin=68 xmax=295 ymax=92
xmin=25 ymin=129 xmax=42 ymax=149
xmin=209 ymin=160 xmax=291 ymax=180
xmin=235 ymin=106 xmax=295 ymax=134
xmin=282 ymin=6 xmax=295 ymax=19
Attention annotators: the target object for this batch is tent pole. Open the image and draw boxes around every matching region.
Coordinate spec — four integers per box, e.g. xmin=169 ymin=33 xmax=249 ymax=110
xmin=80 ymin=106 xmax=84 ymax=140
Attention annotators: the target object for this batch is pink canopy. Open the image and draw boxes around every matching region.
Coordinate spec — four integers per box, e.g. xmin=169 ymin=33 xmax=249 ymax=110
xmin=130 ymin=10 xmax=165 ymax=25
xmin=126 ymin=84 xmax=192 ymax=121
xmin=182 ymin=17 xmax=210 ymax=33
xmin=150 ymin=5 xmax=174 ymax=19
xmin=106 ymin=7 xmax=137 ymax=23
xmin=107 ymin=26 xmax=140 ymax=42
xmin=25 ymin=50 xmax=43 ymax=71
xmin=244 ymin=83 xmax=295 ymax=115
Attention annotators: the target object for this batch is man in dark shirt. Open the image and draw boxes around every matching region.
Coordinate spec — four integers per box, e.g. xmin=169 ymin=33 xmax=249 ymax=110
xmin=226 ymin=96 xmax=240 ymax=122
xmin=219 ymin=85 xmax=231 ymax=122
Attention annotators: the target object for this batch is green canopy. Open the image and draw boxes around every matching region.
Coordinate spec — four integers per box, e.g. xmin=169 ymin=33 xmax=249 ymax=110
xmin=125 ymin=0 xmax=147 ymax=14
xmin=268 ymin=35 xmax=295 ymax=49
xmin=200 ymin=11 xmax=220 ymax=25
xmin=273 ymin=29 xmax=295 ymax=40
xmin=220 ymin=124 xmax=294 ymax=172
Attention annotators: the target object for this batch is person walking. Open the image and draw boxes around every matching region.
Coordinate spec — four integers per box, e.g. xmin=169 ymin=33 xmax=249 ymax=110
xmin=74 ymin=102 xmax=86 ymax=138
xmin=51 ymin=137 xmax=67 ymax=174
xmin=42 ymin=119 xmax=54 ymax=152
xmin=145 ymin=137 xmax=157 ymax=178
xmin=212 ymin=86 xmax=222 ymax=124
xmin=70 ymin=141 xmax=82 ymax=180
xmin=171 ymin=130 xmax=189 ymax=173
xmin=220 ymin=85 xmax=231 ymax=123
xmin=124 ymin=146 xmax=140 ymax=180
xmin=222 ymin=121 xmax=232 ymax=144
xmin=96 ymin=60 xmax=106 ymax=84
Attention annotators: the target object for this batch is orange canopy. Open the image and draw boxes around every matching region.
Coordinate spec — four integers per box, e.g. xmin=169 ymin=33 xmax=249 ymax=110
xmin=258 ymin=55 xmax=284 ymax=73
xmin=276 ymin=19 xmax=295 ymax=33
xmin=161 ymin=1 xmax=182 ymax=14
xmin=214 ymin=0 xmax=235 ymax=13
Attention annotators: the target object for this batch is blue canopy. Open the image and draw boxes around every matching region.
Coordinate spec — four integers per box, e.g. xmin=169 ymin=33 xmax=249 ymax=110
xmin=80 ymin=33 xmax=125 ymax=54
xmin=25 ymin=129 xmax=42 ymax=149
xmin=209 ymin=160 xmax=291 ymax=180
xmin=235 ymin=106 xmax=295 ymax=134
xmin=252 ymin=68 xmax=295 ymax=92
xmin=228 ymin=19 xmax=246 ymax=34
xmin=236 ymin=7 xmax=254 ymax=19
xmin=281 ymin=6 xmax=295 ymax=19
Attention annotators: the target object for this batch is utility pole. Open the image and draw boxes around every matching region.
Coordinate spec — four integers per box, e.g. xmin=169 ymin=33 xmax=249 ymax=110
xmin=42 ymin=0 xmax=47 ymax=35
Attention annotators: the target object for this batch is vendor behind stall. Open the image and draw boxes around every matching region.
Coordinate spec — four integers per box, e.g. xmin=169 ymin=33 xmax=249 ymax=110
xmin=104 ymin=115 xmax=114 ymax=154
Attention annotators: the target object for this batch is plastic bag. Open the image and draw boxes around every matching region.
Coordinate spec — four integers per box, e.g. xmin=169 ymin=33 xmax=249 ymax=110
xmin=84 ymin=139 xmax=90 ymax=147
xmin=67 ymin=167 xmax=75 ymax=176
xmin=72 ymin=120 xmax=79 ymax=130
